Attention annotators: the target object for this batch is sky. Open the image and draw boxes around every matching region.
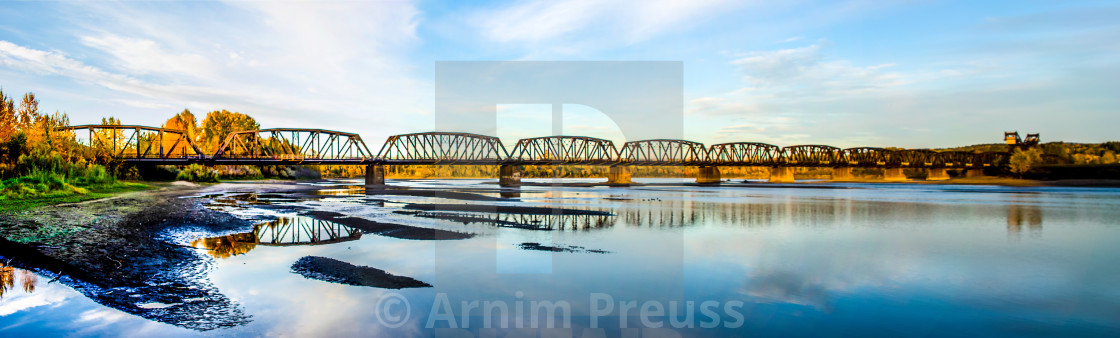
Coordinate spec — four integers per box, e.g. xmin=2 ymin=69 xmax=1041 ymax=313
xmin=0 ymin=0 xmax=1117 ymax=149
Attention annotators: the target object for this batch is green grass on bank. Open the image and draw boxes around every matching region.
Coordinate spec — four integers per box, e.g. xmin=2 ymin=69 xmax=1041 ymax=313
xmin=0 ymin=171 xmax=154 ymax=213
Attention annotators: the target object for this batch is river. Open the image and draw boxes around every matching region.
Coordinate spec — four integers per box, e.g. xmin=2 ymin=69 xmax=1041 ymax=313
xmin=2 ymin=179 xmax=1119 ymax=337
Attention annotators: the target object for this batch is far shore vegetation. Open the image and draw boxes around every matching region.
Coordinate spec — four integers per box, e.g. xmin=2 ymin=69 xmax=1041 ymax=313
xmin=1 ymin=85 xmax=1118 ymax=212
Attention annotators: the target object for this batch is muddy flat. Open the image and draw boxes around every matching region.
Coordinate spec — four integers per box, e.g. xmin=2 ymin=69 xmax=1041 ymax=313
xmin=290 ymin=256 xmax=431 ymax=289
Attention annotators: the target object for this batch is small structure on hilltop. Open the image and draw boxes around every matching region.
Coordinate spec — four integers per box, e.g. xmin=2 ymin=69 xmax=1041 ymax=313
xmin=1005 ymin=131 xmax=1040 ymax=152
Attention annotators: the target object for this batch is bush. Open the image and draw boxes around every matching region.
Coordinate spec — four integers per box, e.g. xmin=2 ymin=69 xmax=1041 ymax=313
xmin=216 ymin=165 xmax=263 ymax=180
xmin=177 ymin=164 xmax=220 ymax=183
xmin=0 ymin=148 xmax=122 ymax=199
xmin=1010 ymin=148 xmax=1043 ymax=177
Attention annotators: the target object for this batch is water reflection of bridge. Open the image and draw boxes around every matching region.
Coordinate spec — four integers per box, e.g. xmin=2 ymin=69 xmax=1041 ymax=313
xmin=191 ymin=217 xmax=362 ymax=258
xmin=412 ymin=211 xmax=615 ymax=231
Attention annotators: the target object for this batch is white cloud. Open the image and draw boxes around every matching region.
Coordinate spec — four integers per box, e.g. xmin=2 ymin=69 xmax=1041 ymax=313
xmin=0 ymin=1 xmax=431 ymax=142
xmin=79 ymin=35 xmax=214 ymax=78
xmin=731 ymin=41 xmax=907 ymax=95
xmin=474 ymin=0 xmax=744 ymax=48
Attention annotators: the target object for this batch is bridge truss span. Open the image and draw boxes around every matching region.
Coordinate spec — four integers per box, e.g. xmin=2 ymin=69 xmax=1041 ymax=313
xmin=890 ymin=149 xmax=936 ymax=168
xmin=378 ymin=132 xmax=509 ymax=165
xmin=509 ymin=136 xmax=619 ymax=165
xmin=59 ymin=125 xmax=204 ymax=163
xmin=841 ymin=147 xmax=888 ymax=167
xmin=213 ymin=129 xmax=375 ymax=165
xmin=782 ymin=145 xmax=841 ymax=167
xmin=619 ymin=139 xmax=708 ymax=166
xmin=708 ymin=142 xmax=783 ymax=166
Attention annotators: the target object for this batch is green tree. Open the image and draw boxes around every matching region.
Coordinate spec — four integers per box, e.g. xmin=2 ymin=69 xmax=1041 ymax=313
xmin=1009 ymin=148 xmax=1042 ymax=177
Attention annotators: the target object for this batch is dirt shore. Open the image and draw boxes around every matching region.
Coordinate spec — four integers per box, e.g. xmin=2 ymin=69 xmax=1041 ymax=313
xmin=0 ymin=181 xmax=319 ymax=330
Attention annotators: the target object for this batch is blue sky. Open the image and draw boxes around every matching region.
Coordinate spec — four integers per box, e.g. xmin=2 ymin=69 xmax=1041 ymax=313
xmin=0 ymin=0 xmax=1117 ymax=148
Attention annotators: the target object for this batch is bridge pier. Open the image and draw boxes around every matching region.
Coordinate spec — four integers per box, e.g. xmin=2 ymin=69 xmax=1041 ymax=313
xmin=607 ymin=166 xmax=632 ymax=185
xmin=768 ymin=167 xmax=794 ymax=183
xmin=364 ymin=164 xmax=385 ymax=186
xmin=696 ymin=166 xmax=721 ymax=184
xmin=499 ymin=165 xmax=522 ymax=186
xmin=831 ymin=167 xmax=854 ymax=181
xmin=884 ymin=168 xmax=907 ymax=181
xmin=965 ymin=168 xmax=986 ymax=178
xmin=927 ymin=168 xmax=950 ymax=181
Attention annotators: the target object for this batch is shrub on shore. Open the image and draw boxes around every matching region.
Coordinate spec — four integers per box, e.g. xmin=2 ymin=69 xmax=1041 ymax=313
xmin=0 ymin=153 xmax=121 ymax=200
xmin=176 ymin=164 xmax=220 ymax=183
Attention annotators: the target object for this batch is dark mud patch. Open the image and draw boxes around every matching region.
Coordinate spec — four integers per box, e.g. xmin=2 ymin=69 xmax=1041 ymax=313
xmin=518 ymin=242 xmax=610 ymax=254
xmin=0 ymin=187 xmax=254 ymax=331
xmin=290 ymin=256 xmax=431 ymax=289
xmin=403 ymin=204 xmax=613 ymax=216
xmin=303 ymin=211 xmax=474 ymax=240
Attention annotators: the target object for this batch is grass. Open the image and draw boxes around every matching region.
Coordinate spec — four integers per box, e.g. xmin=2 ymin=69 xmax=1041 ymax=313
xmin=0 ymin=181 xmax=152 ymax=213
xmin=0 ymin=162 xmax=154 ymax=213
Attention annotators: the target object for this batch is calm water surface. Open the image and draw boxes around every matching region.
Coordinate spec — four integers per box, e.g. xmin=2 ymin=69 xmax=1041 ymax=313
xmin=2 ymin=179 xmax=1119 ymax=336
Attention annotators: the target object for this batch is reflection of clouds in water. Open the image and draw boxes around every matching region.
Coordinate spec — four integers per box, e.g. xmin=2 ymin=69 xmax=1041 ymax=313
xmin=76 ymin=308 xmax=133 ymax=328
xmin=740 ymin=270 xmax=834 ymax=312
xmin=0 ymin=287 xmax=71 ymax=316
xmin=0 ymin=268 xmax=70 ymax=316
xmin=207 ymin=235 xmax=440 ymax=336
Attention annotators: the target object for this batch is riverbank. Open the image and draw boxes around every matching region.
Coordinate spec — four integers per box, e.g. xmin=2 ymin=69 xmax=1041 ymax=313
xmin=0 ymin=181 xmax=153 ymax=213
xmin=0 ymin=181 xmax=305 ymax=330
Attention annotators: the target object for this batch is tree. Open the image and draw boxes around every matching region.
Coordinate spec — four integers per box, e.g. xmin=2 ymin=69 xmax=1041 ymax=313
xmin=16 ymin=92 xmax=39 ymax=131
xmin=96 ymin=117 xmax=125 ymax=153
xmin=162 ymin=109 xmax=201 ymax=156
xmin=0 ymin=89 xmax=15 ymax=141
xmin=199 ymin=110 xmax=259 ymax=152
xmin=163 ymin=109 xmax=199 ymax=141
xmin=1009 ymin=148 xmax=1042 ymax=178
xmin=26 ymin=111 xmax=70 ymax=150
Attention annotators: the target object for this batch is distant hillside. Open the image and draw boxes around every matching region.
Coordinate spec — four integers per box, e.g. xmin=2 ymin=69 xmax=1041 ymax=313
xmin=937 ymin=141 xmax=1120 ymax=165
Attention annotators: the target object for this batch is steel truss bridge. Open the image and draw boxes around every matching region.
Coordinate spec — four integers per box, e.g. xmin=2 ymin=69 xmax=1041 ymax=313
xmin=56 ymin=125 xmax=1011 ymax=169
